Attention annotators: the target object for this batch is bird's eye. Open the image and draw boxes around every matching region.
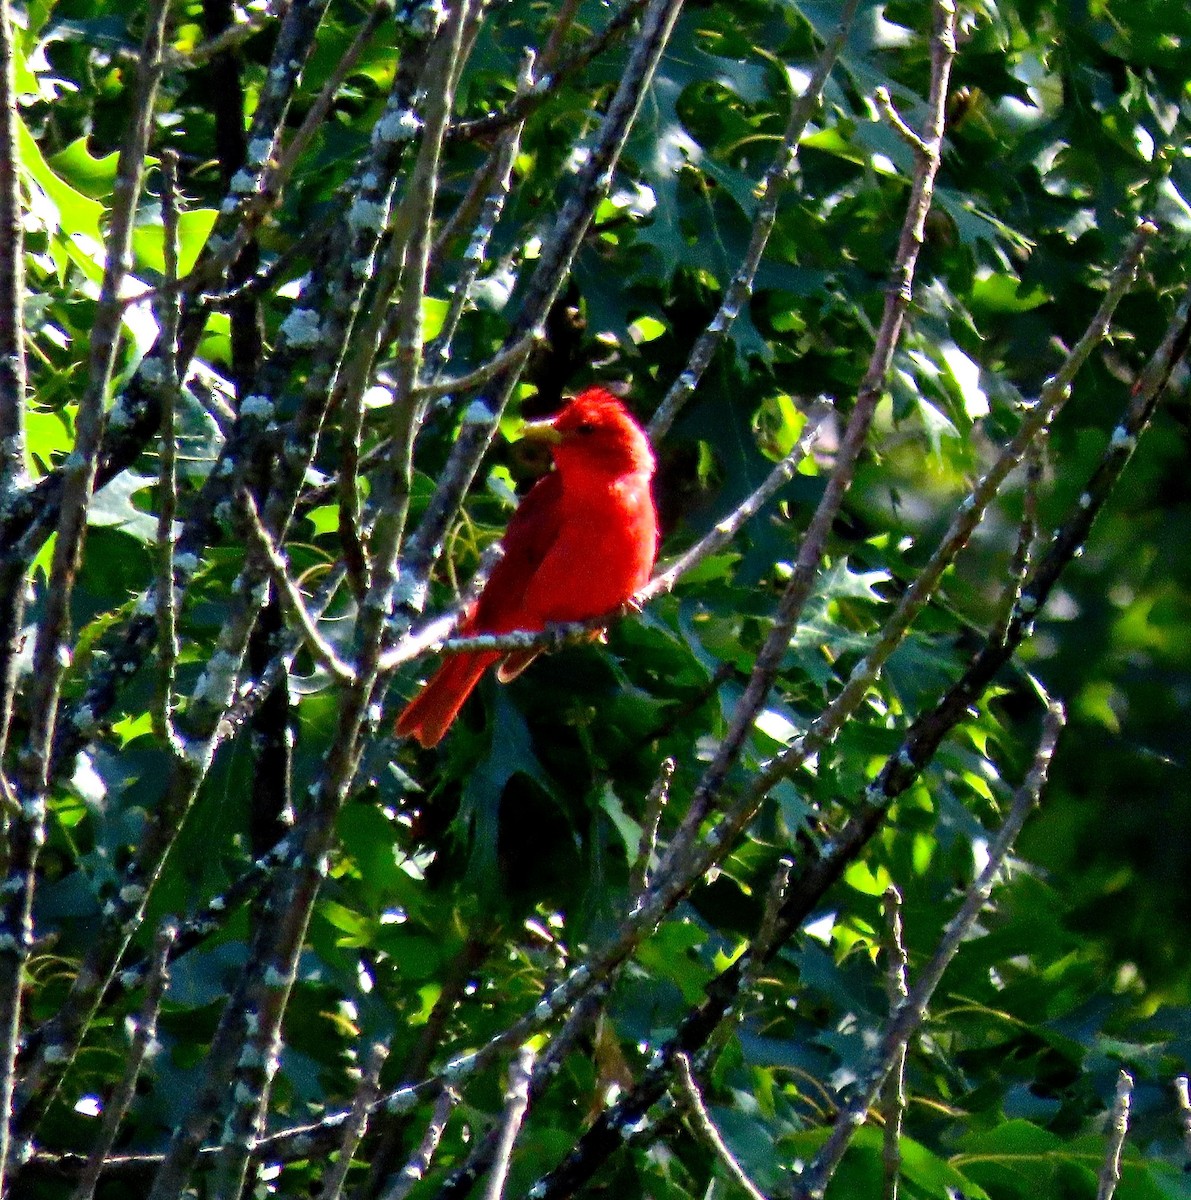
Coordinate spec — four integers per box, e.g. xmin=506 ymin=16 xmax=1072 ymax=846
xmin=575 ymin=421 xmax=595 ymax=435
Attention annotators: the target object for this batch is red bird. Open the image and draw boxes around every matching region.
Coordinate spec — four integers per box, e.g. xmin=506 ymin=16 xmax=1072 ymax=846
xmin=396 ymin=387 xmax=658 ymax=748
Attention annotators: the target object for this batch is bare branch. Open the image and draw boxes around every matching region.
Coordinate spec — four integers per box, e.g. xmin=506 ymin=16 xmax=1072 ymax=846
xmin=873 ymin=86 xmax=928 ymax=154
xmin=790 ymin=702 xmax=1065 ymax=1200
xmin=655 ymin=0 xmax=960 ymax=878
xmin=0 ymin=0 xmax=26 ymax=782
xmin=649 ymin=0 xmax=859 ymax=439
xmin=68 ymin=923 xmax=175 ymax=1200
xmin=152 ymin=150 xmax=183 ymax=751
xmin=1095 ymin=1071 xmax=1133 ymax=1200
xmin=379 ymin=1086 xmax=459 ymax=1200
xmin=320 ymin=1041 xmax=389 ymax=1200
xmin=170 ymin=1 xmax=288 ymax=70
xmin=0 ymin=0 xmax=333 ymax=569
xmin=430 ymin=987 xmax=608 ymax=1200
xmin=0 ymin=0 xmax=24 ymax=493
xmin=424 ymin=50 xmax=533 ymax=384
xmin=881 ymin=886 xmax=909 ymax=1200
xmin=673 ymin=1052 xmax=768 ymax=1200
xmin=480 ymin=1047 xmax=536 ymax=1200
xmin=418 ymin=331 xmax=543 ymax=401
xmin=640 ymin=405 xmax=828 ymax=604
xmin=448 ymin=0 xmax=647 ymax=144
xmin=253 ymin=2 xmax=395 ymax=238
xmin=241 ymin=492 xmax=357 ymax=682
xmin=629 ymin=758 xmax=675 ymax=897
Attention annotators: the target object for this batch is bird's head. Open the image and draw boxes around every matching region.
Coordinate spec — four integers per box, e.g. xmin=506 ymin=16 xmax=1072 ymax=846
xmin=519 ymin=387 xmax=655 ymax=480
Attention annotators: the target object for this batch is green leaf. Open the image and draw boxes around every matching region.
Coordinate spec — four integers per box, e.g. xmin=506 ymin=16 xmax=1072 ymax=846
xmin=87 ymin=471 xmax=158 ymax=543
xmin=48 ymin=137 xmax=120 ymax=200
xmin=132 ymin=208 xmax=219 ymax=277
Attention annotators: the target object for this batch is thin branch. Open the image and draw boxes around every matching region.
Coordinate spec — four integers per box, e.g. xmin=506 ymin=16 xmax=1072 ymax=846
xmin=241 ymin=491 xmax=357 ymax=682
xmin=790 ymin=702 xmax=1065 ymax=1200
xmin=629 ymin=758 xmax=675 ymax=897
xmin=480 ymin=1047 xmax=536 ymax=1200
xmin=538 ymin=0 xmax=585 ymax=74
xmin=68 ymin=923 xmax=175 ymax=1200
xmin=169 ymin=1 xmax=288 ymax=69
xmin=320 ymin=1041 xmax=389 ymax=1200
xmin=880 ymin=886 xmax=909 ymax=1200
xmin=447 ymin=0 xmax=646 ymax=144
xmin=0 ymin=0 xmax=170 ymax=1184
xmin=379 ymin=1086 xmax=459 ymax=1200
xmin=639 ymin=406 xmax=828 ymax=604
xmin=873 ymin=86 xmax=928 ymax=155
xmin=990 ymin=434 xmax=1043 ymax=645
xmin=153 ymin=150 xmax=183 ymax=750
xmin=0 ymin=0 xmax=25 ymax=493
xmin=182 ymin=0 xmax=374 ymax=295
xmin=655 ymin=0 xmax=959 ymax=879
xmin=253 ymin=1 xmax=395 ymax=230
xmin=1095 ymin=1070 xmax=1133 ymax=1200
xmin=1174 ymin=1076 xmax=1191 ymax=1168
xmin=649 ymin=0 xmax=859 ymax=439
xmin=417 ymin=330 xmax=543 ymax=401
xmin=430 ymin=986 xmax=608 ymax=1200
xmin=0 ymin=0 xmax=27 ymax=781
xmin=424 ymin=49 xmax=533 ymax=383
xmin=673 ymin=1052 xmax=768 ymax=1200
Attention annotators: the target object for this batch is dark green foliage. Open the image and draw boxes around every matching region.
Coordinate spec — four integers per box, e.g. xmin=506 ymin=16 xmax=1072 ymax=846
xmin=2 ymin=0 xmax=1190 ymax=1197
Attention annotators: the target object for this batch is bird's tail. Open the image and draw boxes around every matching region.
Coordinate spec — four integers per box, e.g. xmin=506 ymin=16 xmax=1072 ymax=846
xmin=395 ymin=651 xmax=500 ymax=748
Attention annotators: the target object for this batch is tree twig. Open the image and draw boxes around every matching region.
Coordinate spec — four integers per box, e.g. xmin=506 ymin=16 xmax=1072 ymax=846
xmin=880 ymin=886 xmax=909 ymax=1200
xmin=68 ymin=923 xmax=176 ymax=1200
xmin=152 ymin=150 xmax=183 ymax=751
xmin=479 ymin=1048 xmax=536 ymax=1200
xmin=673 ymin=1052 xmax=768 ymax=1200
xmin=0 ymin=0 xmax=24 ymax=497
xmin=654 ymin=0 xmax=960 ymax=880
xmin=0 ymin=0 xmax=171 ymax=1182
xmin=791 ymin=703 xmax=1065 ymax=1200
xmin=320 ymin=1041 xmax=389 ymax=1200
xmin=0 ymin=0 xmax=27 ymax=797
xmin=379 ymin=1086 xmax=459 ymax=1200
xmin=629 ymin=758 xmax=675 ymax=897
xmin=1094 ymin=1070 xmax=1133 ymax=1200
xmin=240 ymin=491 xmax=357 ymax=682
xmin=649 ymin=0 xmax=859 ymax=440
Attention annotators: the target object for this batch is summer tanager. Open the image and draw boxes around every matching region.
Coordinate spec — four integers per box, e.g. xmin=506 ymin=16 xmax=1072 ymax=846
xmin=396 ymin=387 xmax=658 ymax=747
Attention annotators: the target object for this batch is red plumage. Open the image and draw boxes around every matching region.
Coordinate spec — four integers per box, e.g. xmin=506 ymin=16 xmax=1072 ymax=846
xmin=396 ymin=387 xmax=658 ymax=748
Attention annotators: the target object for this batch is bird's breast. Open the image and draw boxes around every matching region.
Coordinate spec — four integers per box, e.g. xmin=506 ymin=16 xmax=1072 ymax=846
xmin=521 ymin=473 xmax=657 ymax=626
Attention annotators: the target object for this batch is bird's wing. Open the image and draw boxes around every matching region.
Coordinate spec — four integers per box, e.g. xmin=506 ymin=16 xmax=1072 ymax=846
xmin=472 ymin=470 xmax=565 ymax=633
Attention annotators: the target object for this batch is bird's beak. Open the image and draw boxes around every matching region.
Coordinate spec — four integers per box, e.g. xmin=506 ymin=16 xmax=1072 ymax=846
xmin=518 ymin=416 xmax=564 ymax=446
